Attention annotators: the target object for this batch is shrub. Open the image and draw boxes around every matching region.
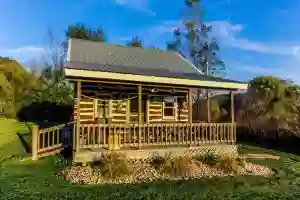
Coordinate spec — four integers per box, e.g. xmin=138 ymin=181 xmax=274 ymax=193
xmin=94 ymin=152 xmax=132 ymax=179
xmin=217 ymin=156 xmax=245 ymax=174
xmin=151 ymin=155 xmax=166 ymax=170
xmin=194 ymin=150 xmax=220 ymax=166
xmin=158 ymin=154 xmax=194 ymax=177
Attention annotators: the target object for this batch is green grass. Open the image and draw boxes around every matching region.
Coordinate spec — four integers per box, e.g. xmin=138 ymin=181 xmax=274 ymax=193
xmin=2 ymin=119 xmax=300 ymax=199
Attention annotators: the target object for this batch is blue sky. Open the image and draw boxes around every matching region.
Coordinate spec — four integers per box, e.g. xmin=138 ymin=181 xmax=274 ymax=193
xmin=1 ymin=0 xmax=300 ymax=83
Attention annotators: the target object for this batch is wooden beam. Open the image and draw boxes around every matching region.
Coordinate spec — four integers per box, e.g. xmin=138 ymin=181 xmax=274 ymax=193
xmin=231 ymin=91 xmax=235 ymax=123
xmin=138 ymin=84 xmax=142 ymax=148
xmin=69 ymin=78 xmax=242 ymax=90
xmin=230 ymin=91 xmax=235 ymax=144
xmin=108 ymin=100 xmax=112 ymax=118
xmin=207 ymin=89 xmax=211 ymax=123
xmin=65 ymin=68 xmax=248 ymax=90
xmin=31 ymin=124 xmax=39 ymax=160
xmin=145 ymin=98 xmax=150 ymax=123
xmin=126 ymin=99 xmax=130 ymax=123
xmin=188 ymin=88 xmax=193 ymax=123
xmin=76 ymin=80 xmax=81 ymax=152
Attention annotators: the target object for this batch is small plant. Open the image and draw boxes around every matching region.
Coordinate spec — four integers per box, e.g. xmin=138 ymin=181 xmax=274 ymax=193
xmin=95 ymin=152 xmax=132 ymax=179
xmin=235 ymin=156 xmax=246 ymax=168
xmin=159 ymin=154 xmax=194 ymax=177
xmin=217 ymin=156 xmax=245 ymax=174
xmin=151 ymin=155 xmax=166 ymax=170
xmin=194 ymin=150 xmax=220 ymax=166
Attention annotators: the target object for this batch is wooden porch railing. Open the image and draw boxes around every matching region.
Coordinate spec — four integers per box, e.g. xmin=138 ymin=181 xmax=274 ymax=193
xmin=78 ymin=123 xmax=236 ymax=150
xmin=32 ymin=122 xmax=74 ymax=160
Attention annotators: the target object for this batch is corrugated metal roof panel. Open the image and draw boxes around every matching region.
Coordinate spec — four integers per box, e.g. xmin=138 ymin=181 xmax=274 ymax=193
xmin=65 ymin=38 xmax=245 ymax=84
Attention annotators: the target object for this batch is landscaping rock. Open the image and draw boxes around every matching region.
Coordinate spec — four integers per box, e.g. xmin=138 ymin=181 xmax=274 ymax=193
xmin=62 ymin=159 xmax=273 ymax=185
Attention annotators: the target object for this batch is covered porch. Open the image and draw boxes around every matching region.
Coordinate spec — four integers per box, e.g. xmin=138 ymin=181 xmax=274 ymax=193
xmin=72 ymin=79 xmax=239 ymax=163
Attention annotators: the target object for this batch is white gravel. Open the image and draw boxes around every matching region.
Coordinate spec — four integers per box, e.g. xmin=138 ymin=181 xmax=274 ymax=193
xmin=62 ymin=160 xmax=274 ymax=185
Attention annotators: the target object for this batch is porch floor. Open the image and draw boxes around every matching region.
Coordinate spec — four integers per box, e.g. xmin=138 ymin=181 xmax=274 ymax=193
xmin=74 ymin=144 xmax=238 ymax=164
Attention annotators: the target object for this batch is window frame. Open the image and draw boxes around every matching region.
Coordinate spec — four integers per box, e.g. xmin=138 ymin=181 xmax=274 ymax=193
xmin=162 ymin=96 xmax=177 ymax=120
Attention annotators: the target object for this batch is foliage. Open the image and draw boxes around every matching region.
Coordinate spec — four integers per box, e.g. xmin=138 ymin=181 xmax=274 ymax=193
xmin=66 ymin=23 xmax=106 ymax=42
xmin=237 ymin=76 xmax=300 ymax=133
xmin=196 ymin=98 xmax=221 ymax=122
xmin=0 ymin=58 xmax=40 ymax=116
xmin=194 ymin=150 xmax=220 ymax=166
xmin=94 ymin=152 xmax=132 ymax=179
xmin=127 ymin=36 xmax=143 ymax=48
xmin=157 ymin=154 xmax=194 ymax=177
xmin=167 ymin=0 xmax=225 ymax=77
xmin=217 ymin=156 xmax=245 ymax=174
xmin=37 ymin=23 xmax=108 ymax=106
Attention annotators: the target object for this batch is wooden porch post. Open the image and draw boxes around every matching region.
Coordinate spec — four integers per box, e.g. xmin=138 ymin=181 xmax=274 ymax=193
xmin=188 ymin=88 xmax=193 ymax=123
xmin=207 ymin=89 xmax=211 ymax=122
xmin=230 ymin=91 xmax=235 ymax=144
xmin=188 ymin=88 xmax=193 ymax=145
xmin=31 ymin=124 xmax=39 ymax=160
xmin=145 ymin=97 xmax=150 ymax=124
xmin=76 ymin=80 xmax=81 ymax=152
xmin=138 ymin=84 xmax=142 ymax=148
xmin=126 ymin=99 xmax=131 ymax=123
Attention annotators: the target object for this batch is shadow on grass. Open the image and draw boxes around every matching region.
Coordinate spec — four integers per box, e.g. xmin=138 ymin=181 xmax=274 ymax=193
xmin=16 ymin=132 xmax=31 ymax=154
xmin=237 ymin=126 xmax=300 ymax=157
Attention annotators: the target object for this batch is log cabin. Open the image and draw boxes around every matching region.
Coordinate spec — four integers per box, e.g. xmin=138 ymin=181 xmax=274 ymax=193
xmin=31 ymin=38 xmax=248 ymax=162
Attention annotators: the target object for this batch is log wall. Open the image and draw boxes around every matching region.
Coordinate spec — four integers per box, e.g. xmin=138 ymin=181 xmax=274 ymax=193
xmin=74 ymin=97 xmax=189 ymax=123
xmin=112 ymin=100 xmax=127 ymax=123
xmin=74 ymin=98 xmax=95 ymax=122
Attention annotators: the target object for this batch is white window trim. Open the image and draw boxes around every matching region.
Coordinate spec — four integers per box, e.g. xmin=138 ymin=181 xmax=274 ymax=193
xmin=162 ymin=96 xmax=178 ymax=120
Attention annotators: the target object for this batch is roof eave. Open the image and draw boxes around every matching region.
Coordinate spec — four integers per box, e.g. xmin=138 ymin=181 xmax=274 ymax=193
xmin=64 ymin=68 xmax=248 ymax=90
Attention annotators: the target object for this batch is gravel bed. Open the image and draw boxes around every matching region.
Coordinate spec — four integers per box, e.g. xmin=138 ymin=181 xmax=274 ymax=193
xmin=62 ymin=161 xmax=274 ymax=185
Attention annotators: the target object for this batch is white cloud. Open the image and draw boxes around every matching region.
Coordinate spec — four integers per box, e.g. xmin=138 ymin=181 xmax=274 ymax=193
xmin=229 ymin=60 xmax=300 ymax=84
xmin=0 ymin=46 xmax=46 ymax=62
xmin=120 ymin=19 xmax=300 ymax=57
xmin=209 ymin=21 xmax=300 ymax=56
xmin=7 ymin=46 xmax=45 ymax=54
xmin=113 ymin=0 xmax=155 ymax=15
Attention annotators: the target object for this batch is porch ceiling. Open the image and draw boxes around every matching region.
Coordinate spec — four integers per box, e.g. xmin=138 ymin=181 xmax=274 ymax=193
xmin=81 ymin=82 xmax=188 ymax=99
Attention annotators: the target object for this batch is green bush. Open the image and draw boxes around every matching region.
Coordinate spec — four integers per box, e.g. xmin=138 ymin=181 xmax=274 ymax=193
xmin=94 ymin=152 xmax=132 ymax=179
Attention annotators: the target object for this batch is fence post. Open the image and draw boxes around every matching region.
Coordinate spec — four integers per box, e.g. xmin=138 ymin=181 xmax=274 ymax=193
xmin=32 ymin=124 xmax=39 ymax=161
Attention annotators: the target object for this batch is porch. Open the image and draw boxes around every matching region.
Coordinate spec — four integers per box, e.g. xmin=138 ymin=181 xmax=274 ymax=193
xmin=74 ymin=122 xmax=236 ymax=163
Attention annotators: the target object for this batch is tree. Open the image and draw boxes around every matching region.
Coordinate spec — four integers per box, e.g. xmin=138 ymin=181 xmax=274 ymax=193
xmin=0 ymin=57 xmax=40 ymax=116
xmin=38 ymin=24 xmax=107 ymax=105
xmin=127 ymin=36 xmax=143 ymax=48
xmin=167 ymin=0 xmax=225 ymax=77
xmin=37 ymin=27 xmax=73 ymax=105
xmin=237 ymin=76 xmax=300 ymax=133
xmin=167 ymin=0 xmax=225 ymax=119
xmin=66 ymin=23 xmax=106 ymax=42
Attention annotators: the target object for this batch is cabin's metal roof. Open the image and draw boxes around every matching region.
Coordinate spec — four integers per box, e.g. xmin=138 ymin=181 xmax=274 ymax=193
xmin=65 ymin=38 xmax=245 ymax=84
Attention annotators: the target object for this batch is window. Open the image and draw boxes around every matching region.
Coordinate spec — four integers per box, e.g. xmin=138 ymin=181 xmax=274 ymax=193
xmin=163 ymin=97 xmax=176 ymax=118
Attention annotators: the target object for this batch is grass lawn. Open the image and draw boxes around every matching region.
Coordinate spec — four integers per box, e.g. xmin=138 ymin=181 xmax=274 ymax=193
xmin=1 ymin=118 xmax=300 ymax=199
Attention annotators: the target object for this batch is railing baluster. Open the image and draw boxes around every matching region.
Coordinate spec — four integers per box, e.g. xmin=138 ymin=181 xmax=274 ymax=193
xmin=177 ymin=123 xmax=182 ymax=144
